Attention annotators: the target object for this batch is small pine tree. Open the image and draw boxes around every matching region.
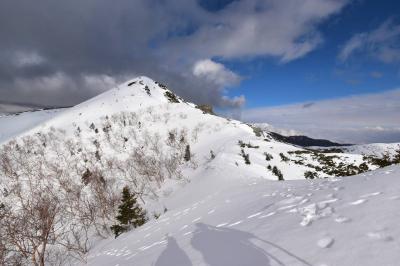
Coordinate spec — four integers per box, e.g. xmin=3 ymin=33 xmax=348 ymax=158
xmin=264 ymin=152 xmax=273 ymax=161
xmin=244 ymin=153 xmax=250 ymax=165
xmin=304 ymin=171 xmax=318 ymax=179
xmin=184 ymin=145 xmax=191 ymax=161
xmin=210 ymin=150 xmax=216 ymax=160
xmin=240 ymin=149 xmax=251 ymax=164
xmin=272 ymin=166 xmax=284 ymax=181
xmin=111 ymin=186 xmax=147 ymax=238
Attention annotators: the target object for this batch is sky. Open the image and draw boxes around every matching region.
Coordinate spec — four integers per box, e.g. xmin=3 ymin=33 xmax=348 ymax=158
xmin=0 ymin=0 xmax=399 ymax=143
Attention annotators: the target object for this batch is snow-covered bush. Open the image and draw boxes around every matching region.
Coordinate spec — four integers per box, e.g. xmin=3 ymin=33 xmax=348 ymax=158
xmin=279 ymin=153 xmax=289 ymax=162
xmin=0 ymin=111 xmax=196 ymax=265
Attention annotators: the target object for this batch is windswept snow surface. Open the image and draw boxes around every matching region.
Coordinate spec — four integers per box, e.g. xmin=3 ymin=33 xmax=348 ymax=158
xmin=340 ymin=143 xmax=400 ymax=158
xmin=0 ymin=109 xmax=64 ymax=143
xmin=1 ymin=76 xmax=399 ymax=265
xmin=87 ymin=165 xmax=400 ymax=266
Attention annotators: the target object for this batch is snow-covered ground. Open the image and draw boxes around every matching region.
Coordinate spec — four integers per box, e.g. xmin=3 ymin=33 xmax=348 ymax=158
xmin=340 ymin=143 xmax=400 ymax=158
xmin=4 ymin=77 xmax=388 ymax=182
xmin=1 ymin=76 xmax=399 ymax=266
xmin=0 ymin=108 xmax=65 ymax=143
xmin=87 ymin=164 xmax=400 ymax=266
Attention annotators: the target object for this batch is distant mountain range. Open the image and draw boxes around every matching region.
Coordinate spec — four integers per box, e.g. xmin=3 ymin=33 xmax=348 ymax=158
xmin=268 ymin=131 xmax=352 ymax=147
xmin=0 ymin=100 xmax=70 ymax=115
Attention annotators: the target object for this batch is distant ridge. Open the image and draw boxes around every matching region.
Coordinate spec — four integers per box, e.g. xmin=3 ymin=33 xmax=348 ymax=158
xmin=0 ymin=100 xmax=71 ymax=115
xmin=269 ymin=131 xmax=352 ymax=147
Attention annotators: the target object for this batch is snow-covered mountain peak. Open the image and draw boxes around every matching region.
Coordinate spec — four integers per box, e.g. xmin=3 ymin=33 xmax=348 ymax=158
xmin=75 ymin=75 xmax=184 ymax=113
xmin=26 ymin=76 xmax=188 ymax=133
xmin=117 ymin=76 xmax=183 ymax=105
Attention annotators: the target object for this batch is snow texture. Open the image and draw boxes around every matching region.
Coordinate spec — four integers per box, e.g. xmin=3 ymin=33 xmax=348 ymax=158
xmin=85 ymin=165 xmax=400 ymax=266
xmin=1 ymin=76 xmax=400 ymax=266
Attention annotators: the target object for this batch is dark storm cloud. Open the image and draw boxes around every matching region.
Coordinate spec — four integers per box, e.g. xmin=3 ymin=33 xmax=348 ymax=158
xmin=0 ymin=0 xmax=347 ymax=107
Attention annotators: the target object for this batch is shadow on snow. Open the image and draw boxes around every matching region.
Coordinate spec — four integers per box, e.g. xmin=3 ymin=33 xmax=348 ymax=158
xmin=155 ymin=223 xmax=312 ymax=266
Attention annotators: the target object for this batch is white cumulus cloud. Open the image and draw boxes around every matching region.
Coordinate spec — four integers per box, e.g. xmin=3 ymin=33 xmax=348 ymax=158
xmin=193 ymin=59 xmax=241 ymax=87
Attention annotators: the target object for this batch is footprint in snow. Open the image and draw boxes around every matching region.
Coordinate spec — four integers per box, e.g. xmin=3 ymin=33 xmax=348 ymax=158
xmin=349 ymin=199 xmax=367 ymax=205
xmin=122 ymin=251 xmax=131 ymax=257
xmin=366 ymin=230 xmax=394 ymax=242
xmin=179 ymin=225 xmax=189 ymax=231
xmin=318 ymin=199 xmax=338 ymax=205
xmin=277 ymin=204 xmax=298 ymax=211
xmin=299 ymin=203 xmax=334 ymax=226
xmin=228 ymin=220 xmax=243 ymax=227
xmin=388 ymin=195 xmax=400 ymax=200
xmin=258 ymin=212 xmax=276 ymax=219
xmin=277 ymin=196 xmax=304 ymax=205
xmin=183 ymin=231 xmax=193 ymax=236
xmin=334 ymin=216 xmax=352 ymax=223
xmin=360 ymin=192 xmax=382 ymax=198
xmin=247 ymin=212 xmax=262 ymax=219
xmin=125 ymin=253 xmax=137 ymax=260
xmin=317 ymin=236 xmax=335 ymax=248
xmin=192 ymin=217 xmax=202 ymax=223
xmin=216 ymin=223 xmax=228 ymax=227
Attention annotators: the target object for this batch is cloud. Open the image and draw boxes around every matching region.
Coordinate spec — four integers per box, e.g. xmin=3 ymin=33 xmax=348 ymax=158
xmin=163 ymin=0 xmax=348 ymax=62
xmin=0 ymin=0 xmax=348 ymax=107
xmin=8 ymin=73 xmax=121 ymax=106
xmin=12 ymin=51 xmax=46 ymax=68
xmin=339 ymin=19 xmax=400 ymax=63
xmin=252 ymin=122 xmax=302 ymax=136
xmin=243 ymin=89 xmax=400 ymax=144
xmin=193 ymin=59 xmax=241 ymax=87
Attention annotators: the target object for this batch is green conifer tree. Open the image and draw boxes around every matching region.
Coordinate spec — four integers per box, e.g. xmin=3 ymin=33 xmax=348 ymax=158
xmin=111 ymin=186 xmax=147 ymax=238
xmin=184 ymin=145 xmax=191 ymax=161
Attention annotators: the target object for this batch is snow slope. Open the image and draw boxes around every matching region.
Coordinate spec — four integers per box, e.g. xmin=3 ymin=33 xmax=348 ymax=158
xmin=340 ymin=143 xmax=400 ymax=159
xmin=87 ymin=164 xmax=400 ymax=266
xmin=11 ymin=76 xmax=385 ymax=182
xmin=1 ymin=76 xmax=399 ymax=265
xmin=0 ymin=108 xmax=64 ymax=143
